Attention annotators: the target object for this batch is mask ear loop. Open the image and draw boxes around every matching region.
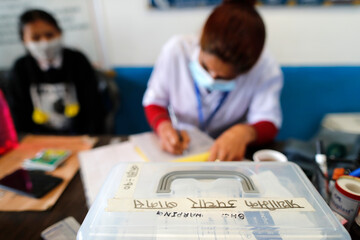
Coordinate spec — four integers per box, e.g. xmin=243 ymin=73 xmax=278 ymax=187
xmin=64 ymin=84 xmax=80 ymax=118
xmin=30 ymin=85 xmax=49 ymax=124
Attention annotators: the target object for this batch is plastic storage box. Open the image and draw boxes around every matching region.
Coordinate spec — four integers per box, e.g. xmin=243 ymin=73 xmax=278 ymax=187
xmin=78 ymin=162 xmax=350 ymax=239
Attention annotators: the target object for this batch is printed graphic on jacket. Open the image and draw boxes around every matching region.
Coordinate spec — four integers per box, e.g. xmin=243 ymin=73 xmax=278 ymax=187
xmin=30 ymin=83 xmax=79 ymax=130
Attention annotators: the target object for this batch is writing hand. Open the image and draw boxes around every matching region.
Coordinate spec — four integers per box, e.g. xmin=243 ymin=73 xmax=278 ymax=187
xmin=208 ymin=124 xmax=256 ymax=161
xmin=157 ymin=121 xmax=190 ymax=155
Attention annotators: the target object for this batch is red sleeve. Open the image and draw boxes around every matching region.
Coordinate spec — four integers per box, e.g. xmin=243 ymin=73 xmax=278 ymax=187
xmin=251 ymin=121 xmax=278 ymax=145
xmin=144 ymin=104 xmax=171 ymax=133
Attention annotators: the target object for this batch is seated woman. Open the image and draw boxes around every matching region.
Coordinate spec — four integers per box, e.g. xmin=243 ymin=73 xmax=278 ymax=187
xmin=9 ymin=9 xmax=105 ymax=134
xmin=143 ymin=0 xmax=283 ymax=161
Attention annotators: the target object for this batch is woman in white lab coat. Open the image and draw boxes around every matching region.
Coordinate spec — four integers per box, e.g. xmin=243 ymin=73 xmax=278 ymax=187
xmin=143 ymin=0 xmax=283 ymax=161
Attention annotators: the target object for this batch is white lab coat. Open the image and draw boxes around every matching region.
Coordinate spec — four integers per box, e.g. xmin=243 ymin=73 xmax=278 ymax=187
xmin=143 ymin=35 xmax=283 ymax=138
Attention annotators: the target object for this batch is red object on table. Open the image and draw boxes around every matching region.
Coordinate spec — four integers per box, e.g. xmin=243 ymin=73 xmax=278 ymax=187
xmin=0 ymin=89 xmax=18 ymax=155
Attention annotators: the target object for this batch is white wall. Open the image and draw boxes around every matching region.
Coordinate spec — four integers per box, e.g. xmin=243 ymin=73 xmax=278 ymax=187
xmin=97 ymin=0 xmax=360 ymax=67
xmin=0 ymin=0 xmax=101 ymax=69
xmin=262 ymin=6 xmax=360 ymax=65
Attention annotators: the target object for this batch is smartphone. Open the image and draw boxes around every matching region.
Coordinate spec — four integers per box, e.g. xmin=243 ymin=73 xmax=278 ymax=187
xmin=0 ymin=168 xmax=63 ymax=198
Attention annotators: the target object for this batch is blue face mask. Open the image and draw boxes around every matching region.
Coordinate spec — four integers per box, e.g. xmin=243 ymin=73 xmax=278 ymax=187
xmin=189 ymin=60 xmax=236 ymax=92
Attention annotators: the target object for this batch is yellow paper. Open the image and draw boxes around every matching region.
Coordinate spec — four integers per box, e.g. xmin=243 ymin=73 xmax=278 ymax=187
xmin=134 ymin=146 xmax=150 ymax=162
xmin=172 ymin=152 xmax=209 ymax=162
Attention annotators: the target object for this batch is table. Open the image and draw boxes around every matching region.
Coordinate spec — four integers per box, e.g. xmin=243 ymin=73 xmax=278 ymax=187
xmin=0 ymin=138 xmax=281 ymax=240
xmin=0 ymin=136 xmax=117 ymax=240
xmin=0 ymin=172 xmax=87 ymax=240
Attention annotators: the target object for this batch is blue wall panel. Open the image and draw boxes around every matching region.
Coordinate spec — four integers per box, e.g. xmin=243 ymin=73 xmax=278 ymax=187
xmin=113 ymin=66 xmax=360 ymax=140
xmin=113 ymin=67 xmax=152 ymax=135
xmin=278 ymin=66 xmax=360 ymax=140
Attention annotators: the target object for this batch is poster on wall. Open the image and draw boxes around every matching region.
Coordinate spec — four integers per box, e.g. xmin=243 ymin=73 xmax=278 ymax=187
xmin=260 ymin=0 xmax=356 ymax=5
xmin=150 ymin=0 xmax=358 ymax=8
xmin=150 ymin=0 xmax=221 ymax=8
xmin=0 ymin=0 xmax=102 ymax=70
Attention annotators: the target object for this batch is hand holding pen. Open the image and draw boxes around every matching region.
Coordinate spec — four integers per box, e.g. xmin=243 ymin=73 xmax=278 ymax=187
xmin=157 ymin=121 xmax=190 ymax=155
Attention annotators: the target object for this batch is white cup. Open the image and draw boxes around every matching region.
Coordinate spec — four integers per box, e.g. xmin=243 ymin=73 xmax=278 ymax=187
xmin=253 ymin=149 xmax=288 ymax=163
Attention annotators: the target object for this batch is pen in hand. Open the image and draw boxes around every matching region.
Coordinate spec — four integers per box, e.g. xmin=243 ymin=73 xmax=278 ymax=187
xmin=177 ymin=129 xmax=183 ymax=143
xmin=167 ymin=106 xmax=189 ymax=154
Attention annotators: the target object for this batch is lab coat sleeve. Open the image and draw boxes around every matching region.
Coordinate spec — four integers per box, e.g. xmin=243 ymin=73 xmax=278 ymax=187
xmin=251 ymin=121 xmax=278 ymax=145
xmin=143 ymin=36 xmax=184 ymax=129
xmin=142 ymin=36 xmax=182 ymax=108
xmin=144 ymin=104 xmax=170 ymax=132
xmin=247 ymin=55 xmax=283 ymax=129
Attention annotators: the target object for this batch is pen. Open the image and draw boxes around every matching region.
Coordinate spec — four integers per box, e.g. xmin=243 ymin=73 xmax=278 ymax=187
xmin=168 ymin=106 xmax=184 ymax=144
xmin=315 ymin=140 xmax=329 ymax=201
xmin=177 ymin=129 xmax=183 ymax=143
xmin=349 ymin=167 xmax=360 ymax=177
xmin=316 ymin=140 xmax=328 ymax=176
xmin=168 ymin=106 xmax=189 ymax=154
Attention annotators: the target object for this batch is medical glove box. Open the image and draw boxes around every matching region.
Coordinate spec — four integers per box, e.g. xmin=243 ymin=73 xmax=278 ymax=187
xmin=78 ymin=162 xmax=350 ymax=239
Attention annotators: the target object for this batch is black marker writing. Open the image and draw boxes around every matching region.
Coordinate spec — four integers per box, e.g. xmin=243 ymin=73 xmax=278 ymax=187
xmin=156 ymin=211 xmax=203 ymax=218
xmin=244 ymin=200 xmax=304 ymax=211
xmin=134 ymin=199 xmax=177 ymax=209
xmin=222 ymin=213 xmax=245 ymax=220
xmin=187 ymin=198 xmax=237 ymax=209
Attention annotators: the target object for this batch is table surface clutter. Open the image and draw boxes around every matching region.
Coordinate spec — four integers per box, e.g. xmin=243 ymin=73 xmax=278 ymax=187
xmin=0 ymin=135 xmax=358 ymax=240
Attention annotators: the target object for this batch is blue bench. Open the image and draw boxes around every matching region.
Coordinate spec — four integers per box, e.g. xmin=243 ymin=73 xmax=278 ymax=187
xmin=113 ymin=66 xmax=360 ymax=141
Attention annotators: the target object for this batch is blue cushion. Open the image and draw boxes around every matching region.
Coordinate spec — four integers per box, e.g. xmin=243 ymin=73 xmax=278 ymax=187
xmin=113 ymin=67 xmax=152 ymax=134
xmin=278 ymin=66 xmax=360 ymax=140
xmin=113 ymin=66 xmax=360 ymax=140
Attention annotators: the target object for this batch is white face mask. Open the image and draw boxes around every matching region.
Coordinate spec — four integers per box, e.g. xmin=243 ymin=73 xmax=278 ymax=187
xmin=189 ymin=60 xmax=237 ymax=92
xmin=26 ymin=37 xmax=62 ymax=62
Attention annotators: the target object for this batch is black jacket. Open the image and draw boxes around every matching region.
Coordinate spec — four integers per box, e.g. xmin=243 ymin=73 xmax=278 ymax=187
xmin=9 ymin=48 xmax=105 ymax=134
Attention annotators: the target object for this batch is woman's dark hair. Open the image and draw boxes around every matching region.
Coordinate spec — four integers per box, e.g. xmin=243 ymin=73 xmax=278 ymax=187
xmin=19 ymin=9 xmax=62 ymax=40
xmin=200 ymin=0 xmax=265 ymax=74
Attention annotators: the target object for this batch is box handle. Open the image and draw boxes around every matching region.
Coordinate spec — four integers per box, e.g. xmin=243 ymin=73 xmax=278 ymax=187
xmin=157 ymin=170 xmax=258 ymax=193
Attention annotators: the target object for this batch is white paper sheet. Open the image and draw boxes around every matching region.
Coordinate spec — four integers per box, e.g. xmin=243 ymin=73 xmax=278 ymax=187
xmin=78 ymin=141 xmax=145 ymax=207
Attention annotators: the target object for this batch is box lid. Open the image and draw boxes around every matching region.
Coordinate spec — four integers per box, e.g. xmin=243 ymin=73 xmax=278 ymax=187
xmin=78 ymin=162 xmax=350 ymax=240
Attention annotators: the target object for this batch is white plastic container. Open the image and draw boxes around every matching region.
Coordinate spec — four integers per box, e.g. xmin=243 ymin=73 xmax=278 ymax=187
xmin=78 ymin=162 xmax=350 ymax=239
